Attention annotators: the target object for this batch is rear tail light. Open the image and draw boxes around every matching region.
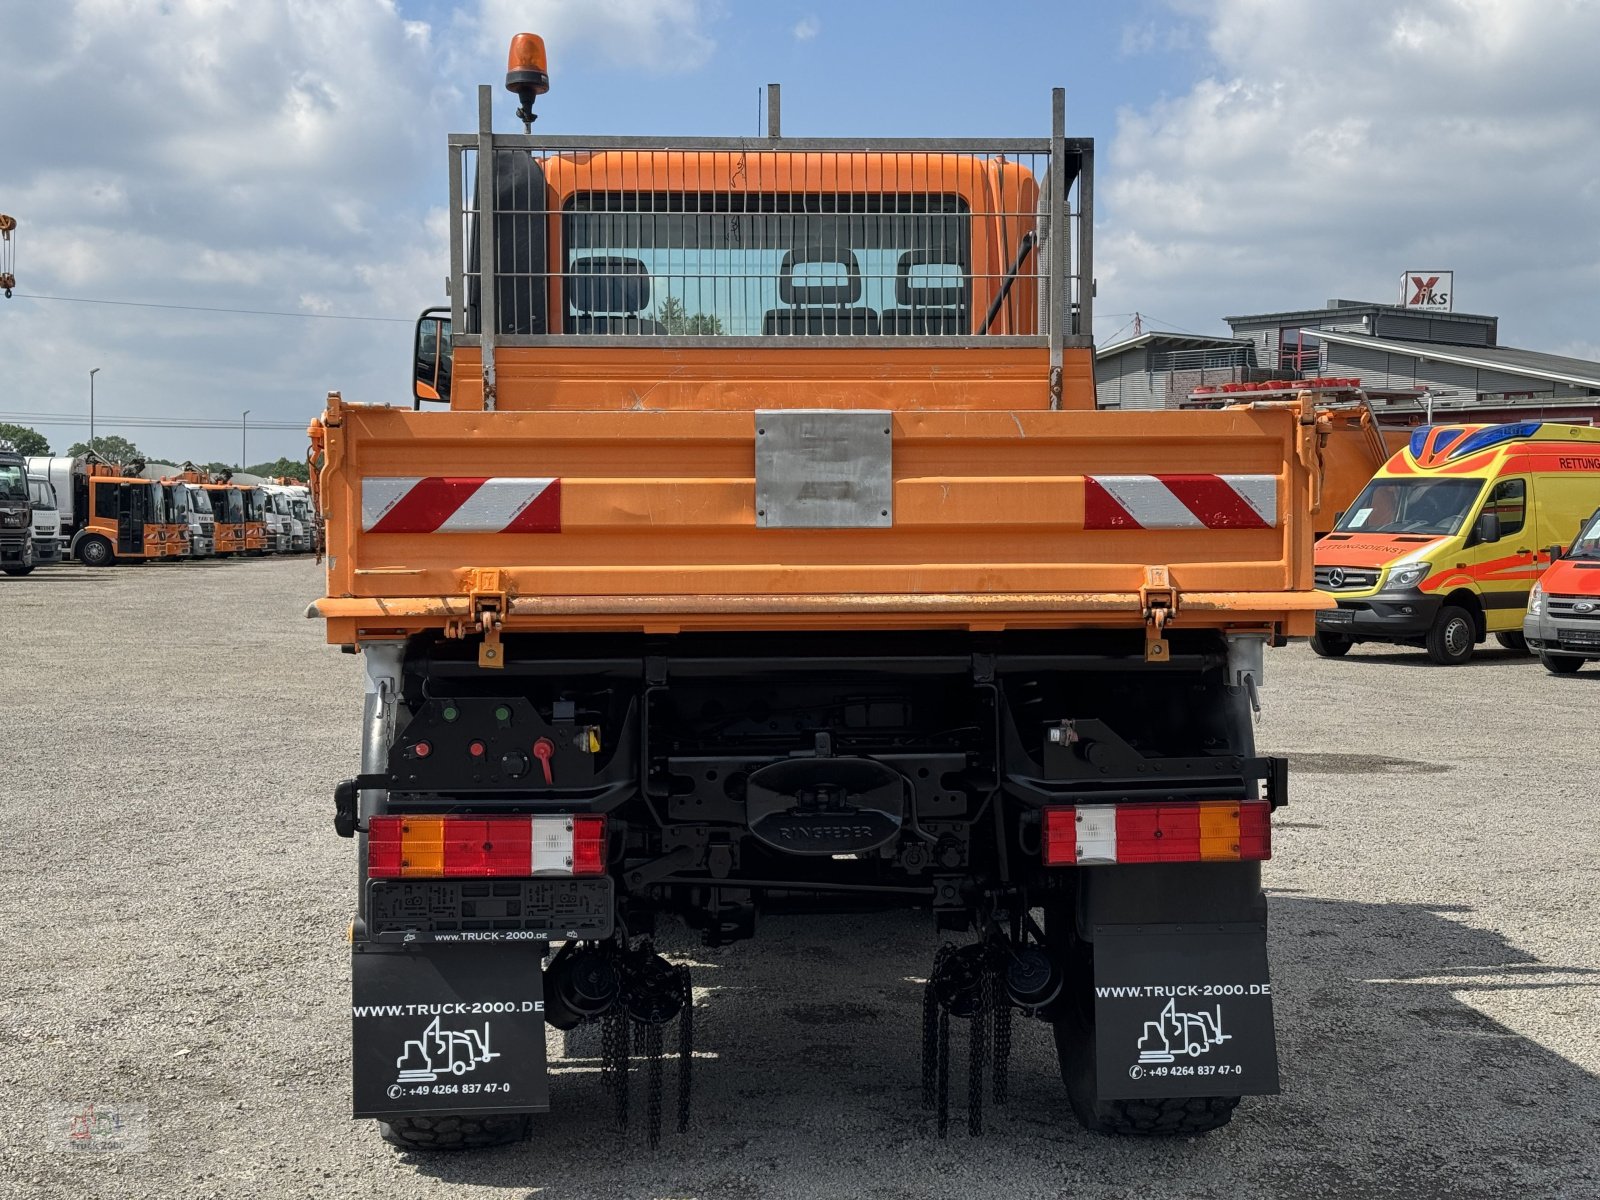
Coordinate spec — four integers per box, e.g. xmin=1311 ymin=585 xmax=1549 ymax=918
xmin=1042 ymin=800 xmax=1270 ymax=866
xmin=368 ymin=814 xmax=607 ymax=879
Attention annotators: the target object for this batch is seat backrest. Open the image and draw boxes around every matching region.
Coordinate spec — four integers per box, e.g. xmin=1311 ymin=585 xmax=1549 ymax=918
xmin=879 ymin=249 xmax=969 ymax=336
xmin=764 ymin=245 xmax=876 ymax=335
xmin=566 ymin=255 xmax=665 ymax=333
xmin=778 ymin=246 xmax=863 ymax=307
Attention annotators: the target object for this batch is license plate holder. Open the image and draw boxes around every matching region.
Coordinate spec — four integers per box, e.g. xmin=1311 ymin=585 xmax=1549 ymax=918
xmin=1316 ymin=607 xmax=1355 ymax=625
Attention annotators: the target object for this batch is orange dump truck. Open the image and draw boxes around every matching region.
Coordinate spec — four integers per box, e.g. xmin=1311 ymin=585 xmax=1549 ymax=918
xmin=312 ymin=41 xmax=1325 ymax=1154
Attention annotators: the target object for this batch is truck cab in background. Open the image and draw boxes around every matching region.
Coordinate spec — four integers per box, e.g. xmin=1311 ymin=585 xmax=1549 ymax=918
xmin=0 ymin=449 xmax=34 ymax=575
xmin=241 ymin=487 xmax=269 ymax=555
xmin=260 ymin=486 xmax=294 ymax=554
xmin=183 ymin=483 xmax=215 ymax=557
xmin=203 ymin=484 xmax=247 ymax=556
xmin=160 ymin=482 xmax=191 ymax=560
xmin=25 ymin=476 xmax=63 ymax=567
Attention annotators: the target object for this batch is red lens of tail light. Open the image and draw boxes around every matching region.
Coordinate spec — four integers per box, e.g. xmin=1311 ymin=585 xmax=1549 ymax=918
xmin=571 ymin=815 xmax=607 ymax=876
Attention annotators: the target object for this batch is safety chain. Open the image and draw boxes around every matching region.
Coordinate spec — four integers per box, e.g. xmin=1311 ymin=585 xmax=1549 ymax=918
xmin=921 ymin=940 xmax=1013 ymax=1139
xmin=676 ymin=964 xmax=693 ymax=1135
xmin=596 ymin=940 xmax=693 ymax=1148
xmin=601 ymin=1003 xmax=630 ymax=1132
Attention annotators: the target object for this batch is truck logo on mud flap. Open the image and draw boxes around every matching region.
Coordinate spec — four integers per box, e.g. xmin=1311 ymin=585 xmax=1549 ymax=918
xmin=395 ymin=1015 xmax=501 ymax=1083
xmin=1136 ymin=998 xmax=1231 ymax=1064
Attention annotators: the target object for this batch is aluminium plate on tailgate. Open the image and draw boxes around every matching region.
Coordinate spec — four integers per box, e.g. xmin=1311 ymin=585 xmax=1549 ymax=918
xmin=755 ymin=409 xmax=893 ymax=528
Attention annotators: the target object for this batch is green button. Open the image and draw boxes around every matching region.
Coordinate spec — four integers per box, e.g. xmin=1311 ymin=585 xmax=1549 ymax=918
xmin=441 ymin=705 xmax=459 ymax=722
xmin=494 ymin=705 xmax=512 ymax=722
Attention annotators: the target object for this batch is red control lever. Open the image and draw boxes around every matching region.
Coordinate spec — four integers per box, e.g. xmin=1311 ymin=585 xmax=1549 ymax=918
xmin=532 ymin=737 xmax=555 ymax=784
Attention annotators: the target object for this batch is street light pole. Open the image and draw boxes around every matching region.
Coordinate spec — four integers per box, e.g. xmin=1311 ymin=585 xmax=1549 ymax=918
xmin=242 ymin=409 xmax=250 ymax=468
xmin=89 ymin=368 xmax=100 ymax=453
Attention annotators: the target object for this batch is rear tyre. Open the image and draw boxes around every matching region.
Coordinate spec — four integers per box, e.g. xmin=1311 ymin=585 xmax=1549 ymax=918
xmin=1309 ymin=631 xmax=1352 ymax=658
xmin=1046 ymin=906 xmax=1239 ymax=1137
xmin=1425 ymin=606 xmax=1476 ymax=665
xmin=77 ymin=535 xmax=115 ymax=567
xmin=1539 ymin=652 xmax=1584 ymax=675
xmin=1494 ymin=632 xmax=1529 ymax=653
xmin=378 ymin=1114 xmax=531 ymax=1151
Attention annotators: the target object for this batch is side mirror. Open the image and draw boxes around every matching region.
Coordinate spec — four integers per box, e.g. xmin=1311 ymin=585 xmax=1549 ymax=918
xmin=1473 ymin=511 xmax=1502 ymax=545
xmin=1332 ymin=510 xmax=1345 ymax=526
xmin=1548 ymin=544 xmax=1564 ymax=562
xmin=413 ymin=308 xmax=453 ymax=409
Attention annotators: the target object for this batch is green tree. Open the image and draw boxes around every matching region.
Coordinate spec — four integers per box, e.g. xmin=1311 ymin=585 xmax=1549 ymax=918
xmin=245 ymin=457 xmax=309 ymax=483
xmin=653 ymin=296 xmax=724 ymax=335
xmin=0 ymin=423 xmax=50 ymax=456
xmin=65 ymin=435 xmax=144 ymax=463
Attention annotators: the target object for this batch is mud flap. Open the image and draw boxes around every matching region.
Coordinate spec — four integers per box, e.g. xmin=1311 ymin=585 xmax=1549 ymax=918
xmin=1091 ymin=922 xmax=1279 ymax=1100
xmin=351 ymin=944 xmax=548 ymax=1118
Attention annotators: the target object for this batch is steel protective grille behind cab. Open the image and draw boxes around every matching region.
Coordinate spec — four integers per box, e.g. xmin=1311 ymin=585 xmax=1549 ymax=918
xmin=449 ymin=133 xmax=1088 ymax=346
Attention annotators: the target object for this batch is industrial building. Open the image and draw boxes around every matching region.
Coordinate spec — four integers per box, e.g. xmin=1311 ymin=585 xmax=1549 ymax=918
xmin=1096 ymin=299 xmax=1600 ymax=425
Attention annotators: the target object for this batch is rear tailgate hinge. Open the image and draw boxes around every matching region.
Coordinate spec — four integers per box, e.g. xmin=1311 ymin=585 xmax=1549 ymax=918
xmin=448 ymin=568 xmax=511 ymax=669
xmin=1140 ymin=566 xmax=1178 ymax=663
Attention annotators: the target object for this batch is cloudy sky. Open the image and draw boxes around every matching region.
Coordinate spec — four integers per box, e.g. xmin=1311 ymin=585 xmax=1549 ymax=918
xmin=1 ymin=0 xmax=1597 ymax=463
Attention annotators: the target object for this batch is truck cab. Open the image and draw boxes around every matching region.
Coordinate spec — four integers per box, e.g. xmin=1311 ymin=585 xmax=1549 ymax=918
xmin=204 ymin=484 xmax=247 ymax=556
xmin=182 ymin=483 xmax=215 ymax=557
xmin=1524 ymin=506 xmax=1600 ymax=673
xmin=261 ymin=488 xmax=294 ymax=553
xmin=160 ymin=482 xmax=190 ymax=559
xmin=241 ymin=487 xmax=269 ymax=555
xmin=0 ymin=449 xmax=34 ymax=574
xmin=1313 ymin=422 xmax=1600 ymax=663
xmin=287 ymin=493 xmax=312 ymax=552
xmin=25 ymin=476 xmax=63 ymax=567
xmin=73 ymin=473 xmax=167 ymax=566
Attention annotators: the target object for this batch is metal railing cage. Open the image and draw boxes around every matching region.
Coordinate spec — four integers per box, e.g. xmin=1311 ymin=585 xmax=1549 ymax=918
xmin=447 ymin=86 xmax=1092 ymax=357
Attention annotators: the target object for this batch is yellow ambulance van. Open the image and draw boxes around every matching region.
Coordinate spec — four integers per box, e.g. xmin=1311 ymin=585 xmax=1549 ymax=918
xmin=1311 ymin=422 xmax=1600 ymax=664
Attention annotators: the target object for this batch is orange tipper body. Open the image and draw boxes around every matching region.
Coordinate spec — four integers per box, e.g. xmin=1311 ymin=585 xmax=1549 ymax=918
xmin=316 ymin=387 xmax=1321 ymax=642
xmin=320 ymin=83 xmax=1324 ymax=1140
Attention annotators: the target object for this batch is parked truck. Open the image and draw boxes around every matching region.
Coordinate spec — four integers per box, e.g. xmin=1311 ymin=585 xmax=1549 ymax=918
xmin=0 ymin=446 xmax=34 ymax=574
xmin=313 ymin=41 xmax=1325 ymax=1153
xmin=25 ymin=475 xmax=63 ymax=568
xmin=24 ymin=454 xmax=169 ymax=566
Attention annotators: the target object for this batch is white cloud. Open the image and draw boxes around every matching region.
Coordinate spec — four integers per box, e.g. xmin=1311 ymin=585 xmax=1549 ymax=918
xmin=475 ymin=0 xmax=718 ymax=73
xmin=1098 ymin=0 xmax=1600 ymax=353
xmin=792 ymin=15 xmax=820 ymax=41
xmin=0 ymin=0 xmax=451 ymax=463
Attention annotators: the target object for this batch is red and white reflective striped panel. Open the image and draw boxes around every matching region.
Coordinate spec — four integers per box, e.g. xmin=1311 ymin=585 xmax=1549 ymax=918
xmin=361 ymin=477 xmax=561 ymax=534
xmin=1084 ymin=474 xmax=1276 ymax=530
xmin=1042 ymin=800 xmax=1271 ymax=866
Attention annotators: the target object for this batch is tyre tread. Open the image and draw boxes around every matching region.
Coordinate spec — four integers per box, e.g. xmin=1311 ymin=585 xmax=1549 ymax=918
xmin=378 ymin=1113 xmax=530 ymax=1151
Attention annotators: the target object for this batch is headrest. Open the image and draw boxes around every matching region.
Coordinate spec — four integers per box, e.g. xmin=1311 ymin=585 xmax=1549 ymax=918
xmin=568 ymin=256 xmax=650 ymax=314
xmin=779 ymin=246 xmax=862 ymax=306
xmin=895 ymin=250 xmax=966 ymax=308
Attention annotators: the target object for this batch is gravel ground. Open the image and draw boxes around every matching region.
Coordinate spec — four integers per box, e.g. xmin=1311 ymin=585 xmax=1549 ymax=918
xmin=2 ymin=558 xmax=1597 ymax=1199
